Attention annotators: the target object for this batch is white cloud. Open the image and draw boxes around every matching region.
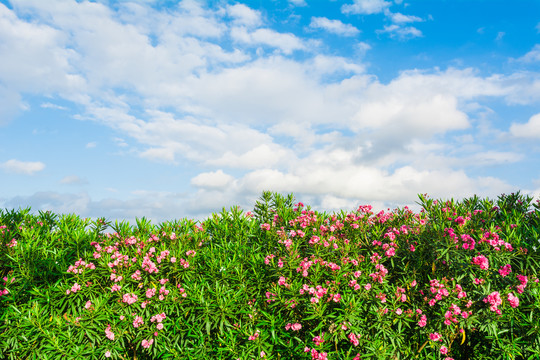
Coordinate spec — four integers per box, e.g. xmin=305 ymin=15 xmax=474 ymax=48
xmin=467 ymin=151 xmax=523 ymax=166
xmin=289 ymin=0 xmax=307 ymax=6
xmin=239 ymin=159 xmax=512 ymax=204
xmin=1 ymin=159 xmax=45 ymax=175
xmin=0 ymin=3 xmax=85 ymax=112
xmin=86 ymin=142 xmax=97 ymax=148
xmin=190 ymin=170 xmax=235 ymax=189
xmin=517 ymin=44 xmax=540 ymax=63
xmin=342 ymin=0 xmax=392 ymax=15
xmin=60 ymin=175 xmax=88 ymax=185
xmin=230 ymin=27 xmax=306 ymax=54
xmin=495 ymin=31 xmax=505 ymax=41
xmin=40 ymin=102 xmax=67 ymax=110
xmin=206 ymin=144 xmax=292 ymax=169
xmin=389 ymin=12 xmax=423 ymax=24
xmin=509 ymin=113 xmax=540 ymax=138
xmin=379 ymin=24 xmax=422 ymax=39
xmin=309 ymin=17 xmax=360 ymax=36
xmin=227 ymin=3 xmax=262 ymax=28
xmin=355 ymin=41 xmax=372 ymax=55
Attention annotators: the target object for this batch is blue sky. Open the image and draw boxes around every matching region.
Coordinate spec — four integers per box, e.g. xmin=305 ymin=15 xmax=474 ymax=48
xmin=1 ymin=0 xmax=540 ymax=224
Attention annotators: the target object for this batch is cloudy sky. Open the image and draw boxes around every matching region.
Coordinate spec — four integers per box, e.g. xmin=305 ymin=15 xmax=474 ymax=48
xmin=1 ymin=0 xmax=540 ymax=224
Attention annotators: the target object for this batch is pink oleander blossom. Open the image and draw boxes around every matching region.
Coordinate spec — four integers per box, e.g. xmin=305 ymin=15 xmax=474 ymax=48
xmin=348 ymin=333 xmax=360 ymax=346
xmin=484 ymin=291 xmax=502 ymax=313
xmin=472 ymin=255 xmax=489 ymax=270
xmin=70 ymin=283 xmax=81 ymax=294
xmin=285 ymin=323 xmax=302 ymax=331
xmin=313 ymin=333 xmax=325 ymax=346
xmin=146 ymin=288 xmax=156 ymax=298
xmin=105 ymin=324 xmax=115 ymax=341
xmin=133 ymin=316 xmax=144 ymax=328
xmin=141 ymin=339 xmax=153 ymax=348
xmin=499 ymin=264 xmax=512 ymax=277
xmin=418 ymin=314 xmax=427 ymax=327
xmin=507 ymin=292 xmax=519 ymax=308
xmin=248 ymin=330 xmax=260 ymax=341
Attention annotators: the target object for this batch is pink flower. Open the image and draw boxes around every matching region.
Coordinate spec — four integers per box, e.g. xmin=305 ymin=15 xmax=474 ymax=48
xmin=141 ymin=339 xmax=153 ymax=348
xmin=418 ymin=315 xmax=427 ymax=327
xmin=286 ymin=323 xmax=302 ymax=331
xmin=70 ymin=283 xmax=81 ymax=293
xmin=348 ymin=333 xmax=359 ymax=346
xmin=364 ymin=283 xmax=372 ymax=291
xmin=105 ymin=324 xmax=115 ymax=341
xmin=313 ymin=333 xmax=325 ymax=346
xmin=395 ymin=308 xmax=403 ymax=315
xmin=133 ymin=316 xmax=144 ymax=328
xmin=260 ymin=351 xmax=266 ymax=358
xmin=499 ymin=264 xmax=512 ymax=277
xmin=472 ymin=255 xmax=489 ymax=270
xmin=429 ymin=332 xmax=442 ymax=341
xmin=474 ymin=278 xmax=485 ymax=285
xmin=385 ymin=247 xmax=396 ymax=257
xmin=123 ymin=293 xmax=138 ymax=305
xmin=105 ymin=351 xmax=111 ymax=358
xmin=248 ymin=330 xmax=260 ymax=341
xmin=440 ymin=346 xmax=448 ymax=355
xmin=131 ymin=270 xmax=142 ymax=280
xmin=85 ymin=301 xmax=92 ymax=310
xmin=146 ymin=288 xmax=156 ymax=298
xmin=484 ymin=291 xmax=502 ymax=312
xmin=507 ymin=292 xmax=519 ymax=308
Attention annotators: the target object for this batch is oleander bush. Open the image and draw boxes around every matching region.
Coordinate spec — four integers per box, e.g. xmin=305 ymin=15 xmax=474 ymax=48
xmin=1 ymin=191 xmax=539 ymax=360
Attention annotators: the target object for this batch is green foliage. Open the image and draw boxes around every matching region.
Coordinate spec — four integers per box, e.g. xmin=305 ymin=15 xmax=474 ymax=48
xmin=1 ymin=192 xmax=540 ymax=359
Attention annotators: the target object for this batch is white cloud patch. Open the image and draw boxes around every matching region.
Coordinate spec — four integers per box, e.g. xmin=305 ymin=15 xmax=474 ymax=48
xmin=309 ymin=17 xmax=360 ymax=36
xmin=1 ymin=159 xmax=45 ymax=175
xmin=289 ymin=0 xmax=307 ymax=6
xmin=342 ymin=0 xmax=392 ymax=15
xmin=239 ymin=160 xmax=512 ymax=204
xmin=207 ymin=144 xmax=292 ymax=169
xmin=467 ymin=151 xmax=523 ymax=166
xmin=41 ymin=102 xmax=68 ymax=110
xmin=230 ymin=27 xmax=306 ymax=54
xmin=388 ymin=12 xmax=423 ymax=24
xmin=190 ymin=170 xmax=235 ymax=189
xmin=379 ymin=24 xmax=422 ymax=39
xmin=517 ymin=44 xmax=540 ymax=63
xmin=509 ymin=113 xmax=540 ymax=138
xmin=60 ymin=175 xmax=88 ymax=185
xmin=227 ymin=3 xmax=262 ymax=28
